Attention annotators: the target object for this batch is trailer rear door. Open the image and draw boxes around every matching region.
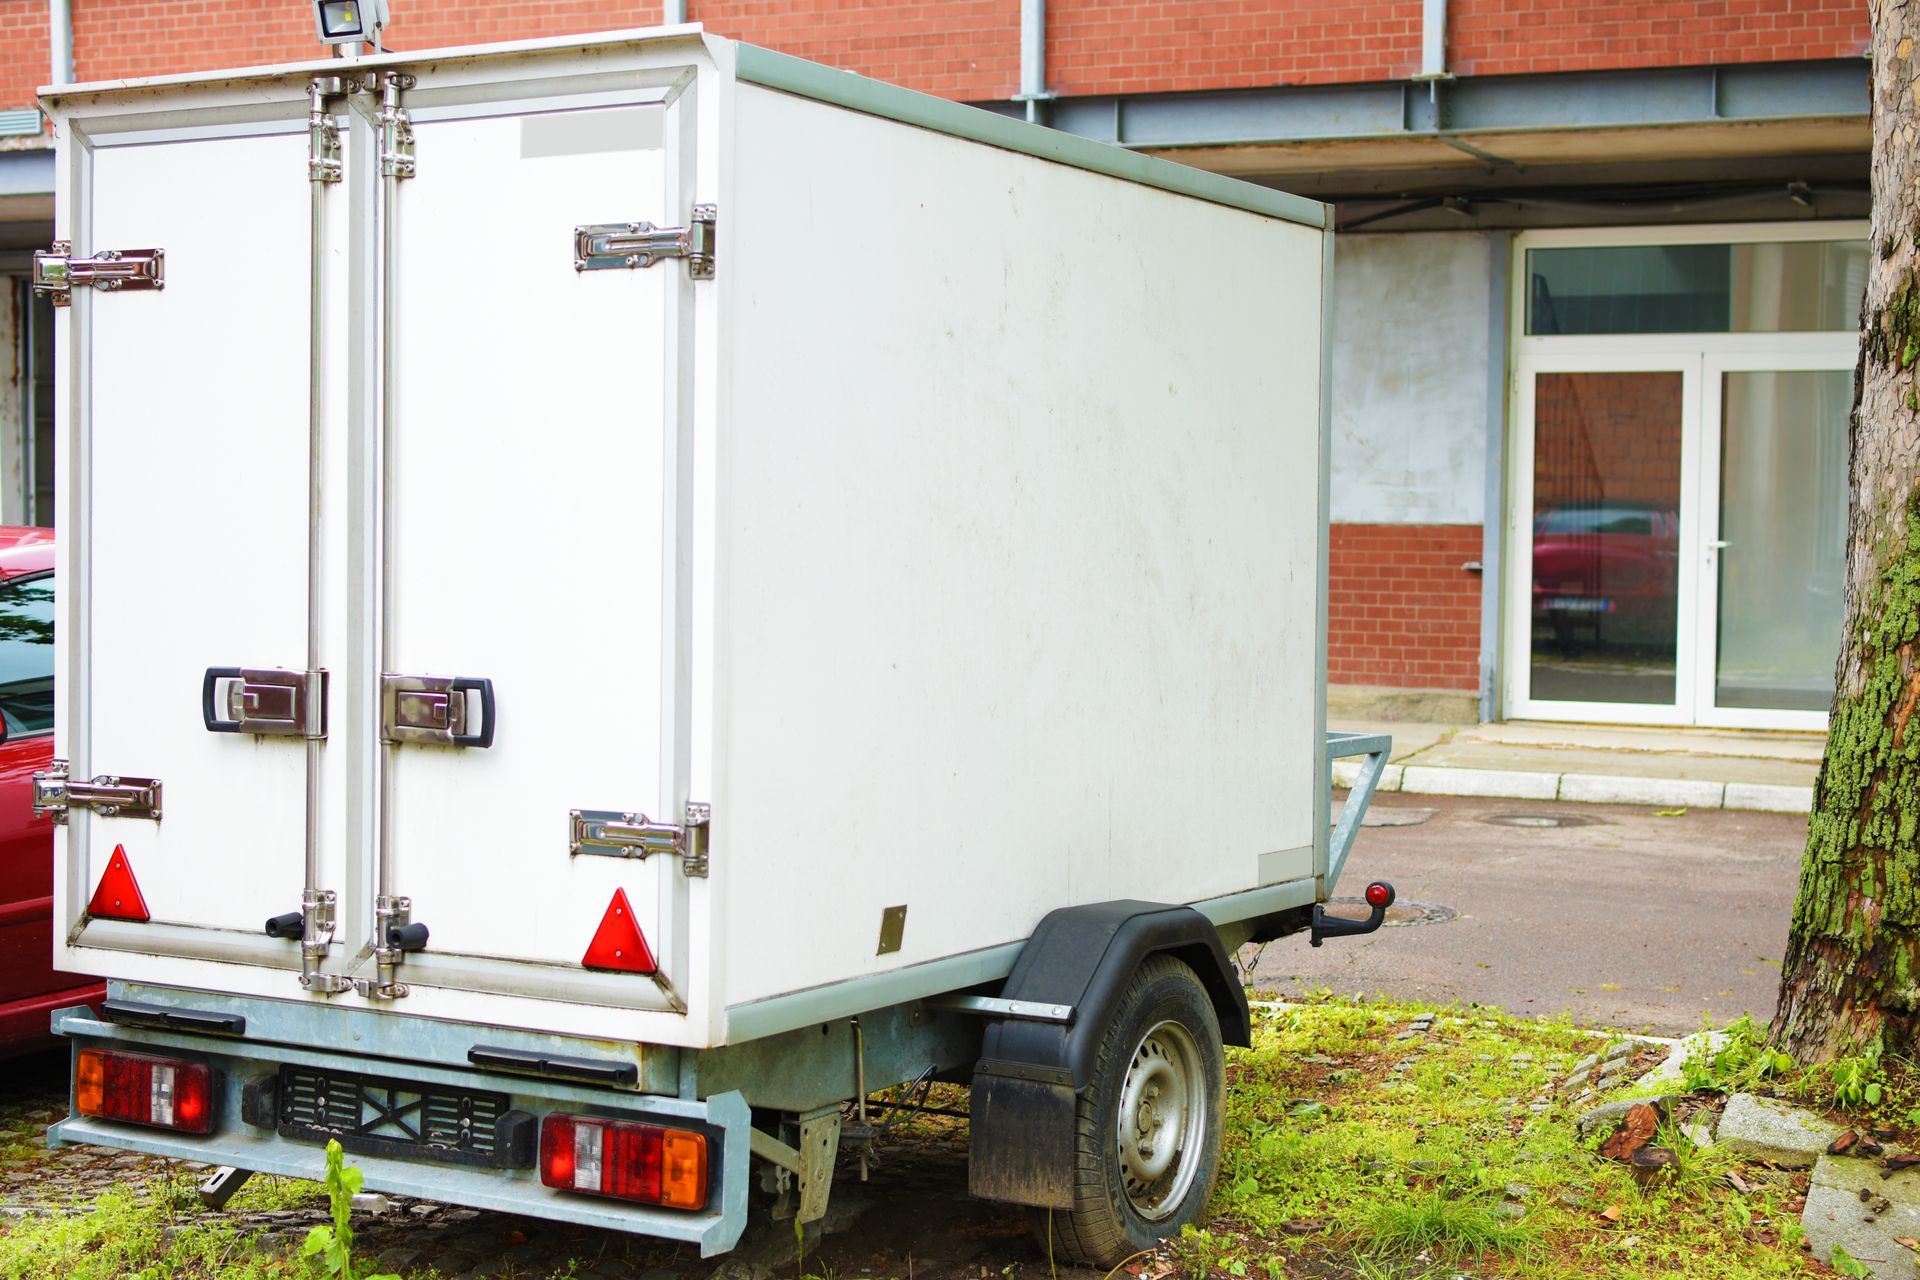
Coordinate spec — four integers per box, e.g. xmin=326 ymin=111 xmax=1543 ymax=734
xmin=373 ymin=77 xmax=700 ymax=1012
xmin=57 ymin=99 xmax=333 ymax=974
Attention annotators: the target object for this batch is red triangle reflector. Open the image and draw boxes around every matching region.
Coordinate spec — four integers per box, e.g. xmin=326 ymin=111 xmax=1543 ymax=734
xmin=582 ymin=887 xmax=656 ymax=974
xmin=87 ymin=844 xmax=150 ymax=922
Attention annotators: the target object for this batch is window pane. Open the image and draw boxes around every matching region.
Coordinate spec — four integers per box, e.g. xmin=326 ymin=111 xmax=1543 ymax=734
xmin=1527 ymin=241 xmax=1867 ymax=335
xmin=1715 ymin=371 xmax=1850 ymax=711
xmin=0 ymin=574 xmax=55 ymax=735
xmin=1530 ymin=372 xmax=1682 ymax=706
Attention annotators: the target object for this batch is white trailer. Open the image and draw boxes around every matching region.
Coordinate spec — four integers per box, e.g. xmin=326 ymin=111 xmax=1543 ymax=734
xmin=34 ymin=25 xmax=1393 ymax=1262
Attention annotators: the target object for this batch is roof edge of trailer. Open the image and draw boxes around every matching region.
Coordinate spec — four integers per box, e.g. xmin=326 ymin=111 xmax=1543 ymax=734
xmin=34 ymin=24 xmax=1325 ymax=231
xmin=731 ymin=43 xmax=1328 ymax=231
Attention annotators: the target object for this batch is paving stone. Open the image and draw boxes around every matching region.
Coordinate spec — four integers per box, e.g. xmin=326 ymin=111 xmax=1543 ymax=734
xmin=1641 ymin=1031 xmax=1731 ymax=1091
xmin=1802 ymin=1152 xmax=1920 ymax=1277
xmin=1716 ymin=1093 xmax=1843 ymax=1168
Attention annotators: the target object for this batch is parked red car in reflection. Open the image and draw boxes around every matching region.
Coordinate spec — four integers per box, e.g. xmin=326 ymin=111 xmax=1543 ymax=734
xmin=0 ymin=527 xmax=100 ymax=1054
xmin=1531 ymin=502 xmax=1680 ymax=648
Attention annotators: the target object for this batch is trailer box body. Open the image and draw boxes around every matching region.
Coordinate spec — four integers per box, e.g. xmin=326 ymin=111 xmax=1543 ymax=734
xmin=41 ymin=27 xmax=1335 ymax=1058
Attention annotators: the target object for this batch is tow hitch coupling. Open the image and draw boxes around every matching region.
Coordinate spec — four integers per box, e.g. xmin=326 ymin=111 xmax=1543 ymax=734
xmin=1310 ymin=881 xmax=1396 ymax=947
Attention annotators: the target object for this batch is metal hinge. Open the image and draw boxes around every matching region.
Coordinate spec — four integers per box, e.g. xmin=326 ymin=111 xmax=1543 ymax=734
xmin=570 ymin=801 xmax=710 ymax=877
xmin=573 ymin=204 xmax=716 ymax=279
xmin=32 ymin=242 xmax=165 ymax=307
xmin=32 ymin=759 xmax=163 ymax=824
xmin=308 ymin=76 xmax=347 ymax=184
xmin=378 ymin=73 xmax=415 ymax=180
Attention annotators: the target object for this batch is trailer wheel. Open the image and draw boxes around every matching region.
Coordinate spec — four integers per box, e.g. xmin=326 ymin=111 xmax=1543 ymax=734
xmin=1031 ymin=954 xmax=1224 ymax=1266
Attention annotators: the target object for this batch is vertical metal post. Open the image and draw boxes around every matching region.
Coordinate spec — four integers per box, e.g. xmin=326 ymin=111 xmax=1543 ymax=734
xmin=302 ymin=78 xmax=352 ymax=995
xmin=661 ymin=0 xmax=687 ymax=23
xmin=1479 ymin=231 xmax=1514 ymax=723
xmin=1019 ymin=0 xmax=1046 ymax=124
xmin=1420 ymin=0 xmax=1448 ymax=79
xmin=369 ymin=71 xmax=415 ymax=1001
xmin=48 ymin=0 xmax=72 ymax=86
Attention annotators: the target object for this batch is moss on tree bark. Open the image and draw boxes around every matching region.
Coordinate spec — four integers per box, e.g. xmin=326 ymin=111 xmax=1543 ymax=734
xmin=1770 ymin=0 xmax=1920 ymax=1063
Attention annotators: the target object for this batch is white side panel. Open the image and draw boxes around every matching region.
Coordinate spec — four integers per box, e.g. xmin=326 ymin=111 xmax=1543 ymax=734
xmin=78 ymin=127 xmax=319 ymax=939
xmin=717 ymin=87 xmax=1324 ymax=1010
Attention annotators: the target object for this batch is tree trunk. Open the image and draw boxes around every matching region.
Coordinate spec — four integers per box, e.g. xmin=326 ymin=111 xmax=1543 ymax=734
xmin=1770 ymin=0 xmax=1920 ymax=1064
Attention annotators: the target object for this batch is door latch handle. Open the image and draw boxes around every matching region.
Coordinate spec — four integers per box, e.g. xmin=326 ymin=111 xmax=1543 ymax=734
xmin=381 ymin=674 xmax=496 ymax=748
xmin=203 ymin=667 xmax=327 ymax=738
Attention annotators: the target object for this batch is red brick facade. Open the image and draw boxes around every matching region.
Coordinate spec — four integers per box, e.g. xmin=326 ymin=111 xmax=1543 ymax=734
xmin=1045 ymin=0 xmax=1421 ymax=97
xmin=0 ymin=0 xmax=1868 ymax=117
xmin=692 ymin=0 xmax=1019 ymax=100
xmin=1329 ymin=523 xmax=1483 ymax=692
xmin=1449 ymin=0 xmax=1867 ymax=77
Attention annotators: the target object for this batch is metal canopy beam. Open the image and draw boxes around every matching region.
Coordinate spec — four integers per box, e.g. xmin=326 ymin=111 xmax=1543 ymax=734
xmin=975 ymin=58 xmax=1865 ymax=151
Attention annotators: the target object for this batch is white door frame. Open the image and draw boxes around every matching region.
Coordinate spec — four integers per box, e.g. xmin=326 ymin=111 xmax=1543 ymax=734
xmin=1693 ymin=343 xmax=1857 ymax=731
xmin=1504 ymin=221 xmax=1867 ymax=729
xmin=1506 ymin=351 xmax=1701 ymax=725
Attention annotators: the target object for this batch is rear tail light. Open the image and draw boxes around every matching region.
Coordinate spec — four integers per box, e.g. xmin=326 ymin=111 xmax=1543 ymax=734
xmin=75 ymin=1048 xmax=213 ymax=1134
xmin=540 ymin=1114 xmax=707 ymax=1211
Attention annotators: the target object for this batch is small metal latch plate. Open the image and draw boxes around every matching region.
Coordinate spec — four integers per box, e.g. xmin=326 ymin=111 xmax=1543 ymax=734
xmin=381 ymin=674 xmax=495 ymax=748
xmin=573 ymin=204 xmax=716 ymax=279
xmin=570 ymin=802 xmax=710 ymax=877
xmin=32 ymin=758 xmax=162 ymax=824
xmin=33 ymin=241 xmax=165 ymax=307
xmin=203 ymin=667 xmax=327 ymax=738
xmin=876 ymin=904 xmax=908 ymax=955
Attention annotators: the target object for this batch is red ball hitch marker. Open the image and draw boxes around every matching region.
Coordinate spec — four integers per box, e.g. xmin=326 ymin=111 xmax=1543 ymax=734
xmin=1310 ymin=881 xmax=1396 ymax=947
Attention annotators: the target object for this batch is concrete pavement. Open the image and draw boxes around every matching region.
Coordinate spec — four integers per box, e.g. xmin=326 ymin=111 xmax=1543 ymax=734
xmin=1253 ymin=791 xmax=1805 ymax=1034
xmin=1331 ymin=716 xmax=1822 ymax=814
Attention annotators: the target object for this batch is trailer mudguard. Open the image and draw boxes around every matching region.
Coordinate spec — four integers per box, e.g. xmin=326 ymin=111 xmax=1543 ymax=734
xmin=967 ymin=900 xmax=1249 ymax=1208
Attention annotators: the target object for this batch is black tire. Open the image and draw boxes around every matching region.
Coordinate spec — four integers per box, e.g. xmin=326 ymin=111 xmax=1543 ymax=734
xmin=1028 ymin=954 xmax=1225 ymax=1267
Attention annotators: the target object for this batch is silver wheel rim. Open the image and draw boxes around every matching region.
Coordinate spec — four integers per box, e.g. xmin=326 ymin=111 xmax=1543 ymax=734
xmin=1116 ymin=1018 xmax=1206 ymax=1221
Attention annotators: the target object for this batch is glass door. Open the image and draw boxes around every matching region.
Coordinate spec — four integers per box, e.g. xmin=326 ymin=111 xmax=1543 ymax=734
xmin=1694 ymin=352 xmax=1854 ymax=729
xmin=1509 ymin=357 xmax=1700 ymax=723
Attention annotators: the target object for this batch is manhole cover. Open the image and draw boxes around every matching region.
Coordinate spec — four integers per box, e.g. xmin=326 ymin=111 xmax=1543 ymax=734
xmin=1480 ymin=812 xmax=1602 ymax=829
xmin=1325 ymin=898 xmax=1458 ymax=927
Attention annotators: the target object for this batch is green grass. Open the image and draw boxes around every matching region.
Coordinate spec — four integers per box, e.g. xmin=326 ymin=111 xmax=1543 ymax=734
xmin=0 ymin=995 xmax=1853 ymax=1279
xmin=1201 ymin=994 xmax=1819 ymax=1279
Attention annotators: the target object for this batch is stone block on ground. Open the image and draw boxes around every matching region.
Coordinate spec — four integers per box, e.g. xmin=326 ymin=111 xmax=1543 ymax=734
xmin=1640 ymin=1031 xmax=1730 ymax=1091
xmin=1715 ymin=1093 xmax=1842 ymax=1168
xmin=1803 ymin=1152 xmax=1920 ymax=1277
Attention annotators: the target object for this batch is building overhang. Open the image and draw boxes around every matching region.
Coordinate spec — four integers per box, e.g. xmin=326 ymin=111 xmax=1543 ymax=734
xmin=979 ymin=59 xmax=1870 ymax=230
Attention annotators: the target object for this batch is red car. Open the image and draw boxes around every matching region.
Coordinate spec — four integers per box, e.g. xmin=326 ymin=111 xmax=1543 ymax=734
xmin=0 ymin=527 xmax=101 ymax=1055
xmin=1532 ymin=502 xmax=1680 ymax=649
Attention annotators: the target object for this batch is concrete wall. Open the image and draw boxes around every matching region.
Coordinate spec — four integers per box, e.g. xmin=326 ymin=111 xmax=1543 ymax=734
xmin=1331 ymin=230 xmax=1492 ymax=526
xmin=1328 ymin=231 xmax=1497 ymax=699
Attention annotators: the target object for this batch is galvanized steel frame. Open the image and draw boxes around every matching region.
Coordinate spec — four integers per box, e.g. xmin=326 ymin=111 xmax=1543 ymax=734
xmin=974 ymin=58 xmax=1867 ymax=152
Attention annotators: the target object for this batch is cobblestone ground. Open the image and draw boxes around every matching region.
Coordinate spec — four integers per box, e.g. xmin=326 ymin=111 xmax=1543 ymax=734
xmin=1 ymin=1051 xmax=1083 ymax=1280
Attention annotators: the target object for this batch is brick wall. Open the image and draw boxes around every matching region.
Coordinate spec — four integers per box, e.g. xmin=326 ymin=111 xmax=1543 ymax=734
xmin=5 ymin=0 xmax=1867 ymax=116
xmin=1045 ymin=0 xmax=1421 ymax=97
xmin=65 ymin=0 xmax=665 ymax=90
xmin=0 ymin=0 xmax=45 ymax=127
xmin=689 ymin=0 xmax=1018 ymax=100
xmin=1329 ymin=523 xmax=1483 ymax=692
xmin=1449 ymin=0 xmax=1867 ymax=77
xmin=1533 ymin=371 xmax=1683 ymax=509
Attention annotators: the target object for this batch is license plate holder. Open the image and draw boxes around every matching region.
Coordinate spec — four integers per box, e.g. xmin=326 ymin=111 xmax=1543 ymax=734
xmin=276 ymin=1065 xmax=534 ymax=1170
